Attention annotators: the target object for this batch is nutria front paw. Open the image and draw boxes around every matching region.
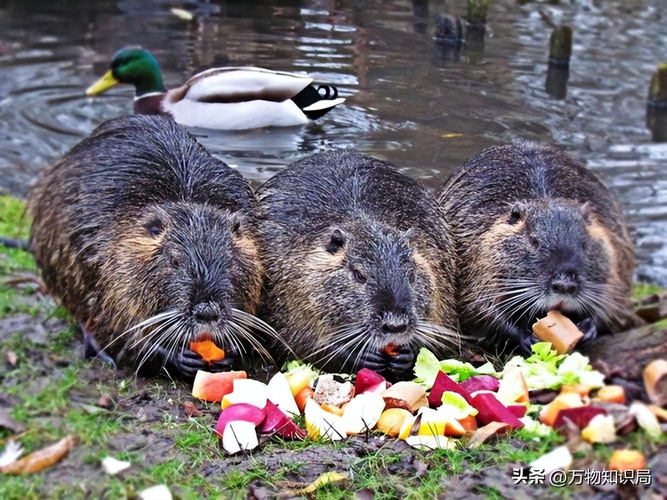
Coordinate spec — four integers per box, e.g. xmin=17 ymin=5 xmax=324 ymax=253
xmin=360 ymin=345 xmax=415 ymax=380
xmin=576 ymin=318 xmax=598 ymax=348
xmin=519 ymin=333 xmax=539 ymax=357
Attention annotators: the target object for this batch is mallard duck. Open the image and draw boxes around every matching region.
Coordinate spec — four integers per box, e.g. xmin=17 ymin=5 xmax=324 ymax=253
xmin=86 ymin=47 xmax=346 ymax=130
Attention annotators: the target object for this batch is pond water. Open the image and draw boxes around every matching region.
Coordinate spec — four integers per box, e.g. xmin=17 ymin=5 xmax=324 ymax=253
xmin=0 ymin=0 xmax=666 ymax=283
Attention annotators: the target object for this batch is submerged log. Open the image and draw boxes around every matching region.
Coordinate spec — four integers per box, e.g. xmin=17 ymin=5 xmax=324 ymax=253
xmin=584 ymin=324 xmax=667 ymax=383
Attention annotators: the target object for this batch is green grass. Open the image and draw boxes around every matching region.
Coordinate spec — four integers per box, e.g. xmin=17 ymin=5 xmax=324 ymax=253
xmin=632 ymin=282 xmax=665 ymax=300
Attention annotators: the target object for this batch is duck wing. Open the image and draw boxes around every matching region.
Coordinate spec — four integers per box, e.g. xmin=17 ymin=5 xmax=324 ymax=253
xmin=172 ymin=67 xmax=313 ymax=104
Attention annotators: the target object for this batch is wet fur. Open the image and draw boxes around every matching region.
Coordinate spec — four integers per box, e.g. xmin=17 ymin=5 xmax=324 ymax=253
xmin=257 ymin=150 xmax=458 ymax=372
xmin=438 ymin=140 xmax=635 ymax=350
xmin=28 ymin=115 xmax=262 ymax=365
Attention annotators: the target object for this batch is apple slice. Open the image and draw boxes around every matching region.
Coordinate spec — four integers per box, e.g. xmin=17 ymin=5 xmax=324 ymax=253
xmin=377 ymin=408 xmax=412 ymax=437
xmin=417 ymin=407 xmax=466 ymax=437
xmin=581 ymin=414 xmax=617 ymax=443
xmin=221 ymin=379 xmax=268 ymax=409
xmin=304 ymin=398 xmax=347 ymax=441
xmin=285 ymin=366 xmax=317 ymax=396
xmin=355 ymin=368 xmax=387 ymax=394
xmin=428 ymin=371 xmax=472 ymax=408
xmin=471 ymin=393 xmax=524 ymax=429
xmin=267 ymin=372 xmax=300 ymax=416
xmin=341 ymin=393 xmax=386 ymax=435
xmin=553 ymin=406 xmax=607 ymax=430
xmin=460 ymin=375 xmax=500 ymax=395
xmin=191 ymin=370 xmax=247 ymax=403
xmin=496 ymin=368 xmax=529 ymax=406
xmin=259 ymin=401 xmax=307 ymax=439
xmin=221 ymin=420 xmax=259 ymax=454
xmin=215 ymin=403 xmax=265 ymax=436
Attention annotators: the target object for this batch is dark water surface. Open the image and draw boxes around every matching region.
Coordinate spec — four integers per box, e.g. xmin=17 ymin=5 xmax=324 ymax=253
xmin=0 ymin=0 xmax=666 ymax=282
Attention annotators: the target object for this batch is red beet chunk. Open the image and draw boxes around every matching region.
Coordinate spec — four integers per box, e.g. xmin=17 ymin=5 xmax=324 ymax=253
xmin=460 ymin=375 xmax=500 ymax=394
xmin=471 ymin=393 xmax=524 ymax=429
xmin=553 ymin=406 xmax=607 ymax=430
xmin=428 ymin=371 xmax=472 ymax=407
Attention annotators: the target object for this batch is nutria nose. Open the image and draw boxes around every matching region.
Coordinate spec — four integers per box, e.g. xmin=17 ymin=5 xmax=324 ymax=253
xmin=194 ymin=302 xmax=220 ymax=323
xmin=551 ymin=271 xmax=578 ymax=295
xmin=382 ymin=318 xmax=409 ymax=335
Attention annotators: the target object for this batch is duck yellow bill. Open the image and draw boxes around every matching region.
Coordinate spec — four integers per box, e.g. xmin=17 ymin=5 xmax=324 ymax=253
xmin=85 ymin=70 xmax=119 ymax=96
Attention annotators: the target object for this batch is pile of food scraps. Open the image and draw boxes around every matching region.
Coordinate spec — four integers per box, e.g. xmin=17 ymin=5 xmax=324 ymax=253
xmin=189 ymin=334 xmax=667 ymax=477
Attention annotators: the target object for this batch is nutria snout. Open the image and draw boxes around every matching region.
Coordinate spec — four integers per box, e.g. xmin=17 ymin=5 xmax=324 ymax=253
xmin=258 ymin=150 xmax=458 ymax=378
xmin=28 ymin=115 xmax=274 ymax=378
xmin=438 ymin=140 xmax=635 ymax=356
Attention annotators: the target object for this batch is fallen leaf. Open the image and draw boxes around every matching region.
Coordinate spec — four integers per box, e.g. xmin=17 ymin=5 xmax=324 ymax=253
xmin=0 ymin=440 xmax=23 ymax=467
xmin=5 ymin=351 xmax=17 ymax=367
xmin=0 ymin=435 xmax=78 ymax=474
xmin=101 ymin=456 xmax=131 ymax=475
xmin=183 ymin=401 xmax=201 ymax=417
xmin=441 ymin=133 xmax=464 ymax=138
xmin=79 ymin=403 xmax=108 ymax=415
xmin=0 ymin=408 xmax=24 ymax=434
xmin=468 ymin=422 xmax=509 ymax=448
xmin=140 ymin=484 xmax=173 ymax=500
xmin=275 ymin=472 xmax=348 ymax=497
xmin=355 ymin=488 xmax=376 ymax=500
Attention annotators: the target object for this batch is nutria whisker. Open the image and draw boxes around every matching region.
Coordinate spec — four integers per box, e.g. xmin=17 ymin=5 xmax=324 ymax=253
xmin=303 ymin=326 xmax=366 ymax=360
xmin=114 ymin=312 xmax=182 ymax=363
xmin=226 ymin=319 xmax=276 ymax=364
xmin=134 ymin=319 xmax=185 ymax=377
xmin=107 ymin=309 xmax=181 ymax=351
xmin=317 ymin=327 xmax=369 ymax=372
xmin=230 ymin=308 xmax=294 ymax=355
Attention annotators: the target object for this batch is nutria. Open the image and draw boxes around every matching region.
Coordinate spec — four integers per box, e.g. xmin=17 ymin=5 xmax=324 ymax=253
xmin=28 ymin=115 xmax=276 ymax=378
xmin=257 ymin=150 xmax=458 ymax=378
xmin=438 ymin=140 xmax=635 ymax=355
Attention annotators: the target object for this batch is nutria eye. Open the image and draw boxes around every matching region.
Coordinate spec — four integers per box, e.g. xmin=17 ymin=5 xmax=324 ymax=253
xmin=529 ymin=235 xmax=540 ymax=248
xmin=232 ymin=218 xmax=241 ymax=235
xmin=145 ymin=219 xmax=163 ymax=237
xmin=170 ymin=254 xmax=181 ymax=267
xmin=352 ymin=268 xmax=367 ymax=284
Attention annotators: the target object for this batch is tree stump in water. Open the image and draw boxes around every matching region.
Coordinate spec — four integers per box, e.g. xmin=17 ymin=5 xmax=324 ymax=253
xmin=583 ymin=324 xmax=667 ymax=383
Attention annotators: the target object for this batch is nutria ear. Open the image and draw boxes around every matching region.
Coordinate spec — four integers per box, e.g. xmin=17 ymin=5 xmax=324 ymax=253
xmin=580 ymin=202 xmax=594 ymax=221
xmin=402 ymin=228 xmax=415 ymax=242
xmin=326 ymin=228 xmax=346 ymax=254
xmin=509 ymin=203 xmax=526 ymax=223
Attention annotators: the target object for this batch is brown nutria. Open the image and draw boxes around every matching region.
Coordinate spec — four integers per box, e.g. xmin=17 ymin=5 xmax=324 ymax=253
xmin=28 ymin=115 xmax=277 ymax=378
xmin=437 ymin=140 xmax=635 ymax=356
xmin=257 ymin=150 xmax=458 ymax=379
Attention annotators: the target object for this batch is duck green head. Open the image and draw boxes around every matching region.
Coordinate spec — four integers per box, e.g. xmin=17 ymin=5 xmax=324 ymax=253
xmin=86 ymin=47 xmax=166 ymax=97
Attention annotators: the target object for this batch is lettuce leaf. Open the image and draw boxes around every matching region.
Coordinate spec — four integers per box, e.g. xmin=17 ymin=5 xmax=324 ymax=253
xmin=414 ymin=348 xmax=498 ymax=386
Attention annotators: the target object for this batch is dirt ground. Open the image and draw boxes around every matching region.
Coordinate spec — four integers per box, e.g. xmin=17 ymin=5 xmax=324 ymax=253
xmin=1 ymin=282 xmax=666 ymax=500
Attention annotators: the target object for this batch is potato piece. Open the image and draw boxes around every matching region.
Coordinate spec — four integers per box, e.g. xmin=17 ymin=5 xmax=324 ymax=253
xmin=643 ymin=359 xmax=667 ymax=407
xmin=377 ymin=408 xmax=412 ymax=437
xmin=532 ymin=311 xmax=583 ymax=354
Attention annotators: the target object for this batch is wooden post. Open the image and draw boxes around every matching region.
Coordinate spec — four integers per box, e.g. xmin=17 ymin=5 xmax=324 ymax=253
xmin=549 ymin=25 xmax=572 ymax=66
xmin=466 ymin=0 xmax=489 ymax=27
xmin=647 ymin=63 xmax=667 ymax=142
